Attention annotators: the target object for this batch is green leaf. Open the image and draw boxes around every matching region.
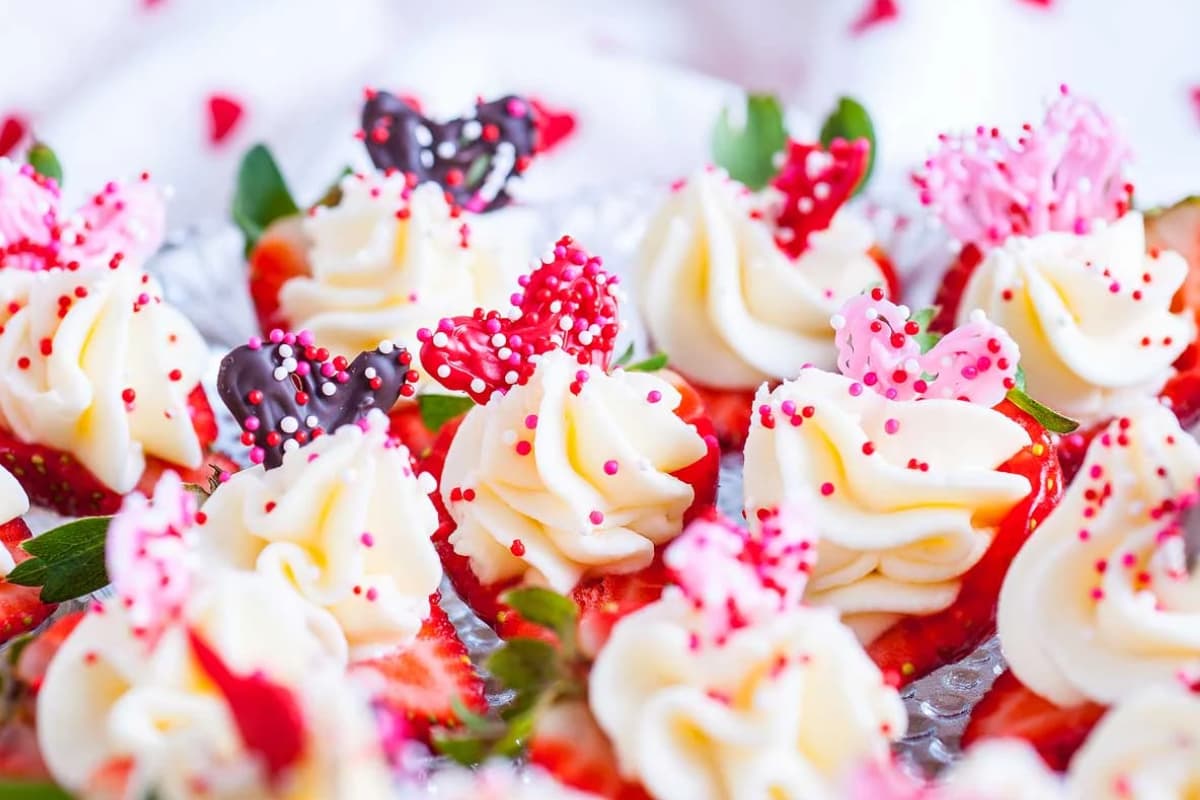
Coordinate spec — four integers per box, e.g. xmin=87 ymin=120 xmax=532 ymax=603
xmin=486 ymin=638 xmax=562 ymax=713
xmin=8 ymin=517 xmax=111 ymax=603
xmin=819 ymin=96 xmax=876 ymax=195
xmin=501 ymin=587 xmax=578 ymax=642
xmin=231 ymin=143 xmax=300 ymax=257
xmin=491 ymin=705 xmax=536 ymax=758
xmin=450 ymin=695 xmax=494 ymax=734
xmin=711 ymin=93 xmax=788 ymax=190
xmin=910 ymin=306 xmax=942 ymax=354
xmin=418 ymin=393 xmax=476 ymax=434
xmin=613 ymin=342 xmax=635 ymax=367
xmin=0 ymin=780 xmax=75 ymax=799
xmin=1006 ymin=388 xmax=1080 ymax=434
xmin=1013 ymin=364 xmax=1027 ymax=392
xmin=625 ymin=352 xmax=668 ymax=373
xmin=27 ymin=142 xmax=63 ymax=184
xmin=432 ymin=733 xmax=490 ymax=767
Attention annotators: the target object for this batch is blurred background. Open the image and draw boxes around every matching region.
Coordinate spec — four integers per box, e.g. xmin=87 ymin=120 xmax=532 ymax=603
xmin=2 ymin=0 xmax=1197 ymax=227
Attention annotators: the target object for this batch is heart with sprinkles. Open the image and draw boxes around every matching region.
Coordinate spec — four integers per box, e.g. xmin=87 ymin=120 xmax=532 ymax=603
xmin=417 ymin=235 xmax=621 ymax=404
xmin=360 ymin=90 xmax=538 ymax=213
xmin=217 ymin=329 xmax=418 ymax=468
xmin=771 ymin=137 xmax=870 ymax=259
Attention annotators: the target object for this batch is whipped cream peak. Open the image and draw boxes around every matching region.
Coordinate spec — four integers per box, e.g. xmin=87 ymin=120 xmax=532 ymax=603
xmin=0 ymin=157 xmax=166 ymax=272
xmin=106 ymin=471 xmax=198 ymax=637
xmin=417 ymin=234 xmax=621 ymax=404
xmin=915 ymin=86 xmax=1133 ymax=247
xmin=217 ymin=327 xmax=419 ymax=468
xmin=663 ymin=506 xmax=816 ymax=645
xmin=998 ymin=397 xmax=1200 ymax=705
xmin=833 ymin=288 xmax=1019 ymax=406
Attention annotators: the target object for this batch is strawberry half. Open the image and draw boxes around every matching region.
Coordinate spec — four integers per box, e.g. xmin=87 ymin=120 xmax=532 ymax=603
xmin=962 ymin=670 xmax=1105 ymax=771
xmin=688 ymin=383 xmax=753 ymax=452
xmin=867 ymin=399 xmax=1061 ymax=685
xmin=928 ymin=242 xmax=985 ymax=335
xmin=772 ymin=137 xmax=871 ymax=260
xmin=1147 ymin=196 xmax=1200 ymax=324
xmin=528 ymin=701 xmax=652 ymax=800
xmin=1 ymin=518 xmax=57 ymax=645
xmin=246 ymin=216 xmax=310 ymax=336
xmin=353 ymin=595 xmax=486 ymax=742
xmin=15 ymin=610 xmax=85 ymax=691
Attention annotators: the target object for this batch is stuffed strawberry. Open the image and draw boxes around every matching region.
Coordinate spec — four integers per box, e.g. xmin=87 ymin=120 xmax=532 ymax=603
xmin=636 ymin=124 xmax=898 ymax=451
xmin=415 ymin=235 xmax=719 ymax=648
xmin=0 ymin=471 xmax=55 ymax=646
xmin=743 ymin=288 xmax=1063 ymax=685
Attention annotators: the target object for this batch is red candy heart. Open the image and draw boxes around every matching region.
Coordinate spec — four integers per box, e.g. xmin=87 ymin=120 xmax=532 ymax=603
xmin=418 ymin=235 xmax=620 ymax=404
xmin=771 ymin=137 xmax=870 ymax=259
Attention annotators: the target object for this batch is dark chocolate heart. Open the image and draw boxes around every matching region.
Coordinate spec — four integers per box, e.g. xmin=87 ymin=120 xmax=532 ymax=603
xmin=361 ymin=91 xmax=537 ymax=213
xmin=217 ymin=329 xmax=418 ymax=468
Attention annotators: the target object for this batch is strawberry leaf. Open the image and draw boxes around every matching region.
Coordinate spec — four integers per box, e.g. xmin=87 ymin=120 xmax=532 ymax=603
xmin=433 ymin=733 xmax=491 ymax=767
xmin=27 ymin=141 xmax=62 ymax=184
xmin=418 ymin=393 xmax=476 ymax=434
xmin=1006 ymin=387 xmax=1079 ymax=434
xmin=819 ymin=96 xmax=876 ymax=195
xmin=6 ymin=517 xmax=111 ymax=603
xmin=625 ymin=352 xmax=668 ymax=373
xmin=613 ymin=342 xmax=635 ymax=368
xmin=0 ymin=780 xmax=74 ymax=799
xmin=502 ymin=587 xmax=578 ymax=644
xmin=232 ymin=143 xmax=300 ymax=257
xmin=712 ymin=94 xmax=788 ymax=190
xmin=911 ymin=306 xmax=942 ymax=354
xmin=486 ymin=638 xmax=563 ymax=715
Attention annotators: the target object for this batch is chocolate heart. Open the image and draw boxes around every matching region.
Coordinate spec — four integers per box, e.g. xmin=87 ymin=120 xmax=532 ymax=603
xmin=417 ymin=235 xmax=620 ymax=404
xmin=361 ymin=90 xmax=537 ymax=213
xmin=217 ymin=329 xmax=418 ymax=468
xmin=771 ymin=138 xmax=869 ymax=259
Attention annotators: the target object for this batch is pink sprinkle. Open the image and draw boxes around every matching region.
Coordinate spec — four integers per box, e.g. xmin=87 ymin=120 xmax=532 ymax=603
xmin=366 ymin=587 xmax=379 ymax=602
xmin=603 ymin=460 xmax=619 ymax=475
xmin=589 ymin=510 xmax=605 ymax=525
xmin=849 ymin=382 xmax=863 ymax=397
xmin=1090 ymin=464 xmax=1103 ymax=479
xmin=524 ymin=414 xmax=538 ymax=430
xmin=360 ymin=532 xmax=375 ymax=548
xmin=647 ymin=390 xmax=662 ymax=403
xmin=884 ymin=418 xmax=900 ymax=435
xmin=244 ymin=417 xmax=260 ymax=432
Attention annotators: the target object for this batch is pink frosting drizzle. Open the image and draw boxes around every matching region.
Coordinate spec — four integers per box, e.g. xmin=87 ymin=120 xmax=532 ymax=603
xmin=0 ymin=157 xmax=166 ymax=271
xmin=105 ymin=470 xmax=196 ymax=636
xmin=833 ymin=288 xmax=1020 ymax=406
xmin=913 ymin=86 xmax=1133 ymax=246
xmin=663 ymin=506 xmax=816 ymax=645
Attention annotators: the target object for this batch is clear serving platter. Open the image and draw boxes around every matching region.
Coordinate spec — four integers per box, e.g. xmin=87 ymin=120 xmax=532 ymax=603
xmin=5 ymin=180 xmax=997 ymax=776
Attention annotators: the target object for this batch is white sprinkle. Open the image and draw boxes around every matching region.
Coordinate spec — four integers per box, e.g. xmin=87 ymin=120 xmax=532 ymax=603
xmin=491 ymin=333 xmax=507 ymax=347
xmin=558 ymin=317 xmax=573 ymax=331
xmin=501 ymin=430 xmax=518 ymax=446
xmin=280 ymin=416 xmax=299 ymax=433
xmin=417 ymin=471 xmax=438 ymax=494
xmin=321 ymin=382 xmax=337 ymax=396
xmin=437 ymin=365 xmax=451 ymax=379
xmin=865 ymin=308 xmax=879 ymax=321
xmin=462 ymin=120 xmax=482 ymax=140
xmin=436 ymin=141 xmax=456 ymax=159
xmin=969 ymin=308 xmax=986 ymax=323
xmin=306 ymin=415 xmax=319 ymax=428
xmin=273 ymin=366 xmax=288 ymax=381
xmin=504 ymin=371 xmax=518 ymax=384
xmin=377 ymin=340 xmax=394 ymax=354
xmin=470 ymin=378 xmax=486 ymax=394
xmin=283 ymin=439 xmax=300 ymax=452
xmin=432 ymin=332 xmax=449 ymax=348
xmin=282 ymin=357 xmax=298 ymax=373
xmin=830 ymin=314 xmax=846 ymax=330
xmin=497 ymin=347 xmax=513 ymax=361
xmin=897 ymin=305 xmax=910 ymax=318
xmin=364 ymin=367 xmax=378 ymax=380
xmin=414 ymin=125 xmax=433 ymax=147
xmin=812 ymin=182 xmax=830 ymax=200
xmin=549 ymin=300 xmax=562 ymax=313
xmin=797 ymin=197 xmax=814 ymax=214
xmin=904 ymin=358 xmax=920 ymax=373
xmin=278 ymin=343 xmax=293 ymax=358
xmin=420 ymin=149 xmax=435 ymax=169
xmin=578 ymin=331 xmax=594 ymax=345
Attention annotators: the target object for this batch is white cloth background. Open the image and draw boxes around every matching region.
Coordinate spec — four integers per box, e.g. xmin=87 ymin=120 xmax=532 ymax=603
xmin=1 ymin=0 xmax=1197 ymax=226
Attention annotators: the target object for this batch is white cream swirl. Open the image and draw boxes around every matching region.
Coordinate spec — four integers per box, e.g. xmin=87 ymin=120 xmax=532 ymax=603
xmin=635 ymin=169 xmax=886 ymax=389
xmin=958 ymin=212 xmax=1194 ymax=425
xmin=198 ymin=411 xmax=442 ymax=660
xmin=589 ymin=591 xmax=905 ymax=800
xmin=37 ymin=570 xmax=394 ymax=799
xmin=1066 ymin=685 xmax=1200 ymax=799
xmin=0 ymin=466 xmax=29 ymax=575
xmin=743 ymin=369 xmax=1032 ymax=642
xmin=998 ymin=398 xmax=1200 ymax=707
xmin=440 ymin=350 xmax=707 ymax=593
xmin=939 ymin=741 xmax=1064 ymax=800
xmin=0 ymin=264 xmax=207 ymax=493
xmin=278 ymin=175 xmax=526 ymax=369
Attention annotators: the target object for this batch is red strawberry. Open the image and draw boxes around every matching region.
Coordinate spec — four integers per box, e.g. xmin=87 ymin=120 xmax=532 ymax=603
xmin=867 ymin=399 xmax=1061 ymax=685
xmin=0 ymin=386 xmax=234 ymax=517
xmin=528 ymin=701 xmax=652 ymax=800
xmin=246 ymin=216 xmax=310 ymax=335
xmin=0 ymin=518 xmax=57 ymax=645
xmin=929 ymin=242 xmax=985 ymax=335
xmin=689 ymin=383 xmax=753 ymax=451
xmin=15 ymin=610 xmax=85 ymax=691
xmin=387 ymin=403 xmax=439 ymax=461
xmin=569 ymin=560 xmax=671 ymax=658
xmin=1146 ymin=196 xmax=1200 ymax=330
xmin=772 ymin=137 xmax=871 ymax=260
xmin=0 ymin=718 xmax=48 ymax=781
xmin=353 ymin=595 xmax=486 ymax=742
xmin=869 ymin=244 xmax=902 ymax=302
xmin=1054 ymin=425 xmax=1102 ymax=487
xmin=963 ymin=670 xmax=1105 ymax=771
